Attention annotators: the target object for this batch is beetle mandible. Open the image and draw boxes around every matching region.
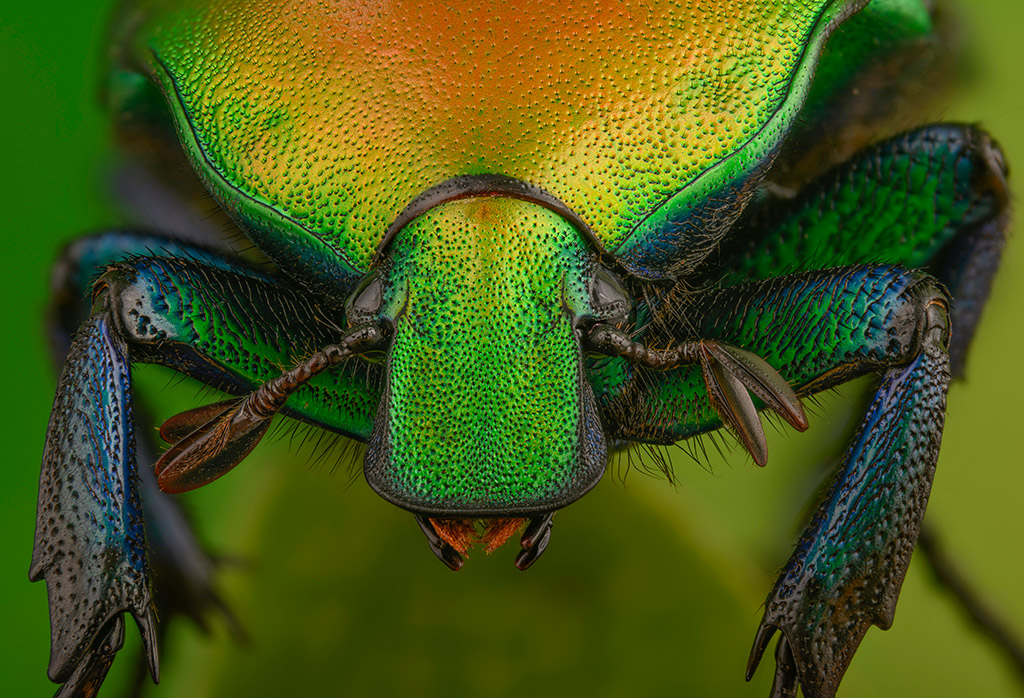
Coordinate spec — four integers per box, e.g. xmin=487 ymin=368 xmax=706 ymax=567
xmin=30 ymin=1 xmax=1015 ymax=696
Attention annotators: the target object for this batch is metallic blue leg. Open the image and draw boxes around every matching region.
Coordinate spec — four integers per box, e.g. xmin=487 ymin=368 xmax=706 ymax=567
xmin=34 ymin=231 xmax=367 ymax=697
xmin=32 ymin=308 xmax=157 ymax=697
xmin=747 ymin=292 xmax=952 ymax=697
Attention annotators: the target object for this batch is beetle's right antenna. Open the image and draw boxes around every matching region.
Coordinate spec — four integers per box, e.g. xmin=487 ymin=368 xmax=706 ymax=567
xmin=154 ymin=324 xmax=386 ymax=493
xmin=584 ymin=323 xmax=807 ymax=466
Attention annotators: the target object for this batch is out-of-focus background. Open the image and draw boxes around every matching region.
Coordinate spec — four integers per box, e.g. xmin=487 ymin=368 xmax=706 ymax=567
xmin=2 ymin=1 xmax=1022 ymax=696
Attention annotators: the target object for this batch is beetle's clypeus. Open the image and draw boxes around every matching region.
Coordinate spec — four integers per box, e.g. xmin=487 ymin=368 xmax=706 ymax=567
xmin=30 ymin=1 xmax=1013 ymax=697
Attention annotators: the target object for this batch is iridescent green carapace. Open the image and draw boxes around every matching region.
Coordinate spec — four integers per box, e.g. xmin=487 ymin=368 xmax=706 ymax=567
xmin=113 ymin=0 xmax=866 ymax=280
xmin=32 ymin=1 xmax=1009 ymax=697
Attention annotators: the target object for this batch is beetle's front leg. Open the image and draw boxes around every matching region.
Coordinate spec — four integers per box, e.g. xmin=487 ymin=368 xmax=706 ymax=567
xmin=33 ymin=250 xmax=376 ymax=697
xmin=594 ymin=265 xmax=954 ymax=697
xmin=47 ymin=232 xmax=254 ymax=659
xmin=746 ymin=290 xmax=951 ymax=698
xmin=32 ymin=292 xmax=157 ymax=698
xmin=718 ymin=124 xmax=1008 ymax=377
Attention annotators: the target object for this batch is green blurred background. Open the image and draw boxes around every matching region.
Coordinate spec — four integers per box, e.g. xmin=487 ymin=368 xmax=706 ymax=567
xmin=2 ymin=1 xmax=1022 ymax=696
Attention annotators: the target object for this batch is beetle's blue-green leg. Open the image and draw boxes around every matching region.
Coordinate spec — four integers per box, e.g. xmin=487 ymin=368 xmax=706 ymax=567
xmin=601 ymin=123 xmax=1006 ymax=442
xmin=708 ymin=124 xmax=1011 ymax=694
xmin=44 ymin=231 xmax=256 ymax=690
xmin=932 ymin=209 xmax=1008 ymax=375
xmin=607 ymin=122 xmax=1008 ymax=696
xmin=746 ymin=283 xmax=951 ymax=698
xmin=34 ymin=244 xmax=378 ymax=696
xmin=48 ymin=231 xmax=243 ymax=360
xmin=718 ymin=123 xmax=1009 ymax=375
xmin=33 ymin=291 xmax=157 ymax=698
xmin=35 ymin=231 xmax=243 ymax=698
xmin=88 ymin=255 xmax=378 ymax=435
xmin=594 ymin=264 xmax=951 ymax=697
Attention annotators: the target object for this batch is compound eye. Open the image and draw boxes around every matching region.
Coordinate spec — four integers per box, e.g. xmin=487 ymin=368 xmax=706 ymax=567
xmin=346 ymin=274 xmax=383 ymax=326
xmin=589 ymin=266 xmax=631 ymax=324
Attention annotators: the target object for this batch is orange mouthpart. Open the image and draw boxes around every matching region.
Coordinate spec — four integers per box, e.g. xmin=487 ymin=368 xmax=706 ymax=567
xmin=428 ymin=518 xmax=528 ymax=556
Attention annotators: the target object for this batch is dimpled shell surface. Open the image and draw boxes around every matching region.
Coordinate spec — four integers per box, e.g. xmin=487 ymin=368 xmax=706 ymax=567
xmin=118 ymin=0 xmax=861 ymax=283
xmin=364 ymin=198 xmax=605 ymax=514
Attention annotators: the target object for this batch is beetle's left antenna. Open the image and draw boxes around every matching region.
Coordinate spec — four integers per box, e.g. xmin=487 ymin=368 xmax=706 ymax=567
xmin=154 ymin=324 xmax=386 ymax=492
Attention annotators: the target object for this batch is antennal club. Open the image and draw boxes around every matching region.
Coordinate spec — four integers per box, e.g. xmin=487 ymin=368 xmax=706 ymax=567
xmin=155 ymin=324 xmax=386 ymax=493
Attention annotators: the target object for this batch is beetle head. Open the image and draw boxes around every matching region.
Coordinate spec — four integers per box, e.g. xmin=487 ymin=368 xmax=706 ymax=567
xmin=353 ymin=196 xmax=630 ymax=520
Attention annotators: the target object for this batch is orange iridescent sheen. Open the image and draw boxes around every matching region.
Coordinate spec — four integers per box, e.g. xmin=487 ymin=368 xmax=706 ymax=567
xmin=119 ymin=0 xmax=859 ymax=275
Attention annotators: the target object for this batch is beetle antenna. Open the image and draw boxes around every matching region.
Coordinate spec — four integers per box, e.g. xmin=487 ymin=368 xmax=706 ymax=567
xmin=584 ymin=323 xmax=807 ymax=467
xmin=154 ymin=323 xmax=386 ymax=493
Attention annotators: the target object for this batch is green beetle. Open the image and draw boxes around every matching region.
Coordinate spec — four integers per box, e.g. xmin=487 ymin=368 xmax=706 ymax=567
xmin=30 ymin=0 xmax=1013 ymax=696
